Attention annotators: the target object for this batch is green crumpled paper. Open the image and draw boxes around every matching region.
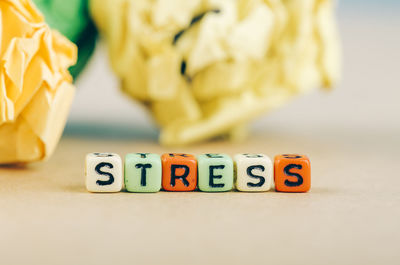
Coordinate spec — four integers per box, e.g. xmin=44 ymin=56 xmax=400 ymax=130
xmin=33 ymin=0 xmax=97 ymax=78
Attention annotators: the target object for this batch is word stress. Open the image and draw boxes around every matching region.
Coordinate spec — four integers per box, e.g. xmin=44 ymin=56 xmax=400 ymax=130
xmin=85 ymin=153 xmax=311 ymax=193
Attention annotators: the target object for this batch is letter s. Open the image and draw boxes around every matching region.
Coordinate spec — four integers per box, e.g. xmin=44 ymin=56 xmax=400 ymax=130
xmin=283 ymin=164 xmax=303 ymax=187
xmin=95 ymin=162 xmax=115 ymax=186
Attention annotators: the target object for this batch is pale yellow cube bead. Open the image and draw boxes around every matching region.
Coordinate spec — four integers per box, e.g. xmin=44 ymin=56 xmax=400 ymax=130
xmin=234 ymin=154 xmax=273 ymax=192
xmin=85 ymin=153 xmax=123 ymax=193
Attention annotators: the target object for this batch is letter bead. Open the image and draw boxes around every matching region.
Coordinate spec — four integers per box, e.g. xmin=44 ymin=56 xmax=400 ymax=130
xmin=124 ymin=153 xmax=162 ymax=193
xmin=85 ymin=153 xmax=123 ymax=192
xmin=274 ymin=154 xmax=311 ymax=192
xmin=234 ymin=154 xmax=273 ymax=192
xmin=197 ymin=154 xmax=233 ymax=192
xmin=161 ymin=153 xmax=197 ymax=191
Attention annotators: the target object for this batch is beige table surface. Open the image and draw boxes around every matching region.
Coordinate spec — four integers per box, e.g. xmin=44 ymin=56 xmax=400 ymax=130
xmin=1 ymin=6 xmax=400 ymax=265
xmin=1 ymin=129 xmax=399 ymax=265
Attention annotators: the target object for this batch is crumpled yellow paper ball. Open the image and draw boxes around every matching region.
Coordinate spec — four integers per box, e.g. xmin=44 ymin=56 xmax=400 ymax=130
xmin=0 ymin=0 xmax=77 ymax=164
xmin=91 ymin=0 xmax=340 ymax=145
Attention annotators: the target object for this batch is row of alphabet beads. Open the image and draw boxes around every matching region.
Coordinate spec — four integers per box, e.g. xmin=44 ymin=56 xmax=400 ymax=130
xmin=85 ymin=153 xmax=311 ymax=193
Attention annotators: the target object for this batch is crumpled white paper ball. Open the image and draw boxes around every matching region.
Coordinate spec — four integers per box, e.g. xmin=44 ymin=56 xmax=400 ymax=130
xmin=91 ymin=0 xmax=340 ymax=145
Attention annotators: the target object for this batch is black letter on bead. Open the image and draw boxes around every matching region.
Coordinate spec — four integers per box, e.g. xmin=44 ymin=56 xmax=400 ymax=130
xmin=283 ymin=164 xmax=303 ymax=187
xmin=135 ymin=163 xmax=152 ymax=186
xmin=169 ymin=153 xmax=189 ymax=157
xmin=243 ymin=154 xmax=263 ymax=158
xmin=137 ymin=153 xmax=149 ymax=158
xmin=94 ymin=153 xmax=113 ymax=157
xmin=209 ymin=165 xmax=225 ymax=188
xmin=282 ymin=154 xmax=302 ymax=159
xmin=247 ymin=165 xmax=265 ymax=187
xmin=170 ymin=165 xmax=190 ymax=187
xmin=205 ymin=154 xmax=223 ymax=158
xmin=95 ymin=162 xmax=114 ymax=186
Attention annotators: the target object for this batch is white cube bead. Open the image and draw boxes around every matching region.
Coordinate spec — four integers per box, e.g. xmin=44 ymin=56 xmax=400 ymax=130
xmin=85 ymin=153 xmax=123 ymax=192
xmin=234 ymin=153 xmax=273 ymax=192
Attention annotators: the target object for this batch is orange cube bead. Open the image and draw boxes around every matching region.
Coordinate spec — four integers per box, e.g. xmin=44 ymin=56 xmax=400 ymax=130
xmin=274 ymin=154 xmax=311 ymax=192
xmin=161 ymin=153 xmax=197 ymax=191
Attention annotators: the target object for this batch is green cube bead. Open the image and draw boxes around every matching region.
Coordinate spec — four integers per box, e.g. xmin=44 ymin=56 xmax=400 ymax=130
xmin=124 ymin=153 xmax=161 ymax=192
xmin=197 ymin=154 xmax=233 ymax=192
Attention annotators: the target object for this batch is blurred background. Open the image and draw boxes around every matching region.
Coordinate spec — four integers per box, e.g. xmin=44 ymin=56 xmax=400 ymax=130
xmin=65 ymin=0 xmax=400 ymax=143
